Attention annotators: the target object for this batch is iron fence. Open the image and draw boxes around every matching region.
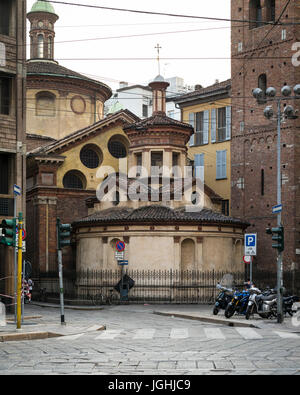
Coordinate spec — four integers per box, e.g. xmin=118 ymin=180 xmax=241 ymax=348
xmin=33 ymin=269 xmax=245 ymax=305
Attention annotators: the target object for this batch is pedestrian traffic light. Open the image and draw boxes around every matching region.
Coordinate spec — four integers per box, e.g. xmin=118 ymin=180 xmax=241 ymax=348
xmin=57 ymin=218 xmax=71 ymax=249
xmin=0 ymin=218 xmax=17 ymax=246
xmin=266 ymin=226 xmax=284 ymax=252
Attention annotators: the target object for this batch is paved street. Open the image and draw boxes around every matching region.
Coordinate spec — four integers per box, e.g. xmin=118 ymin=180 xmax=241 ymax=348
xmin=0 ymin=304 xmax=300 ymax=375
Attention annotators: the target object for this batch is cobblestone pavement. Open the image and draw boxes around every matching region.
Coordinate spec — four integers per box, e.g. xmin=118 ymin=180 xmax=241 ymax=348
xmin=0 ymin=304 xmax=300 ymax=375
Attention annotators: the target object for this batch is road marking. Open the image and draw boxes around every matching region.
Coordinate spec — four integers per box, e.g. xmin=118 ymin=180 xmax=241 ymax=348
xmin=273 ymin=331 xmax=299 ymax=339
xmin=95 ymin=329 xmax=123 ymax=340
xmin=235 ymin=328 xmax=263 ymax=339
xmin=170 ymin=328 xmax=189 ymax=339
xmin=203 ymin=328 xmax=226 ymax=339
xmin=133 ymin=328 xmax=156 ymax=339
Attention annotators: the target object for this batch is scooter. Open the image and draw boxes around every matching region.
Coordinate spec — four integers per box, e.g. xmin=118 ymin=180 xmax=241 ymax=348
xmin=213 ymin=283 xmax=233 ymax=315
xmin=245 ymin=287 xmax=277 ymax=320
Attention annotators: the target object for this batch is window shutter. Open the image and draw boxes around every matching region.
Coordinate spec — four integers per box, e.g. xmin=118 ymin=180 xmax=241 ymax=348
xmin=203 ymin=110 xmax=209 ymax=144
xmin=189 ymin=134 xmax=195 ymax=147
xmin=194 ymin=154 xmax=204 ymax=178
xmin=188 ymin=112 xmax=195 ymax=128
xmin=226 ymin=106 xmax=231 ymax=140
xmin=216 ymin=151 xmax=221 ymax=180
xmin=222 ymin=150 xmax=227 ymax=179
xmin=216 ymin=150 xmax=227 ymax=179
xmin=211 ymin=108 xmax=216 ymax=143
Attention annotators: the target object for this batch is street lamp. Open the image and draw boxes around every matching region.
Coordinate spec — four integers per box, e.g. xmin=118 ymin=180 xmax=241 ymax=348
xmin=253 ymin=84 xmax=299 ymax=324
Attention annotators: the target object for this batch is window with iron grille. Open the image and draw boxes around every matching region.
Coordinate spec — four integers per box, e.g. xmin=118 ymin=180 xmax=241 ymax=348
xmin=63 ymin=171 xmax=85 ymax=189
xmin=0 ymin=198 xmax=13 ymax=216
xmin=108 ymin=140 xmax=127 ymax=158
xmin=80 ymin=145 xmax=101 ymax=169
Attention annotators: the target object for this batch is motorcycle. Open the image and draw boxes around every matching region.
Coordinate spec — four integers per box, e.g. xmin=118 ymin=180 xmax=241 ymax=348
xmin=245 ymin=287 xmax=277 ymax=320
xmin=272 ymin=295 xmax=300 ymax=317
xmin=225 ymin=288 xmax=250 ymax=318
xmin=213 ymin=283 xmax=233 ymax=315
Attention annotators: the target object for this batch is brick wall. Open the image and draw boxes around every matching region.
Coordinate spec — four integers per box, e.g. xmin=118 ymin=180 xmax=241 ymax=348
xmin=26 ymin=187 xmax=93 ymax=276
xmin=231 ymin=0 xmax=300 ymax=272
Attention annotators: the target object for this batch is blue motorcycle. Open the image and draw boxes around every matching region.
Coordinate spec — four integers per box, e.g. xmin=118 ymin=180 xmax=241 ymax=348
xmin=225 ymin=289 xmax=250 ymax=318
xmin=213 ymin=283 xmax=234 ymax=315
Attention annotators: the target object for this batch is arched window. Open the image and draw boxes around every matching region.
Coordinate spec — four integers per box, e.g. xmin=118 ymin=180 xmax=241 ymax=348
xmin=37 ymin=34 xmax=44 ymax=58
xmin=249 ymin=0 xmax=263 ymax=29
xmin=36 ymin=91 xmax=56 ymax=116
xmin=63 ymin=170 xmax=86 ymax=189
xmin=266 ymin=0 xmax=276 ymax=22
xmin=258 ymin=74 xmax=267 ymax=103
xmin=48 ymin=37 xmax=52 ymax=59
xmin=107 ymin=135 xmax=128 ymax=159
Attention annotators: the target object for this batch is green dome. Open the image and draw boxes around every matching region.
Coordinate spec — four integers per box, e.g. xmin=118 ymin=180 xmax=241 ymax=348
xmin=30 ymin=1 xmax=56 ymax=15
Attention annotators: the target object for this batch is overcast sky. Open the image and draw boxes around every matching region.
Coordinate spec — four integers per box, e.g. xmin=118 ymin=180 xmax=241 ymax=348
xmin=26 ymin=0 xmax=231 ymax=90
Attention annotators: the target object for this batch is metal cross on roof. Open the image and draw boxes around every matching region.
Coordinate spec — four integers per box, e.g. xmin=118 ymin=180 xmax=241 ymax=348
xmin=155 ymin=43 xmax=162 ymax=75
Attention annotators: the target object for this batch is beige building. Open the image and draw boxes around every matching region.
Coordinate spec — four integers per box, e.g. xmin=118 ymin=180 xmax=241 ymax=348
xmin=73 ymin=76 xmax=247 ymax=277
xmin=26 ymin=1 xmax=112 ymax=142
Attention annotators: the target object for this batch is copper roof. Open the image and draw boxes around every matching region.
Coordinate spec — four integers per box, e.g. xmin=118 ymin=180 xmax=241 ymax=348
xmin=27 ymin=60 xmax=112 ymax=98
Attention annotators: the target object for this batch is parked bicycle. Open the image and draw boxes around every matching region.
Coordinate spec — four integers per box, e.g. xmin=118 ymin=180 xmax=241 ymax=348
xmin=89 ymin=289 xmax=118 ymax=306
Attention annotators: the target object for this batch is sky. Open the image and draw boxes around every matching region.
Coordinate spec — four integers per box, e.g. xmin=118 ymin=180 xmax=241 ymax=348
xmin=26 ymin=0 xmax=231 ymax=91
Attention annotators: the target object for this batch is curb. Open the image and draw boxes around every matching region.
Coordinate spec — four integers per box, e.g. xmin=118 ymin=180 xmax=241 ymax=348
xmin=30 ymin=302 xmax=104 ymax=311
xmin=0 ymin=331 xmax=62 ymax=342
xmin=153 ymin=311 xmax=259 ymax=328
xmin=0 ymin=324 xmax=106 ymax=342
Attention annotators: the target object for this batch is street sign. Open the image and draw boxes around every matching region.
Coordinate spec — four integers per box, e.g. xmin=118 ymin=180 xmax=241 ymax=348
xmin=116 ymin=241 xmax=125 ymax=252
xmin=16 ymin=228 xmax=26 ymax=241
xmin=118 ymin=260 xmax=128 ymax=266
xmin=243 ymin=255 xmax=251 ymax=264
xmin=272 ymin=204 xmax=282 ymax=214
xmin=245 ymin=233 xmax=257 ymax=256
xmin=13 ymin=185 xmax=21 ymax=196
xmin=115 ymin=251 xmax=125 ymax=260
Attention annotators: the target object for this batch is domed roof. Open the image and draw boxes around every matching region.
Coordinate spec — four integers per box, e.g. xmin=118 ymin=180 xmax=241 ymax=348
xmin=30 ymin=1 xmax=56 ymax=15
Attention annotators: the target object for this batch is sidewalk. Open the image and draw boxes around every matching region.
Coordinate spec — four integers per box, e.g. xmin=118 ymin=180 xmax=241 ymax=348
xmin=0 ymin=303 xmax=106 ymax=342
xmin=152 ymin=304 xmax=300 ymax=332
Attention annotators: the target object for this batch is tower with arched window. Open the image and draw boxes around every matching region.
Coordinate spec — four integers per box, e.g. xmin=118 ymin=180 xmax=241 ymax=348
xmin=27 ymin=0 xmax=58 ymax=60
xmin=231 ymin=0 xmax=300 ymax=273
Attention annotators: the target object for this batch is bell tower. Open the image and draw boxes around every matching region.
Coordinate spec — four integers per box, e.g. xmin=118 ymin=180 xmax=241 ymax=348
xmin=27 ymin=0 xmax=59 ymax=61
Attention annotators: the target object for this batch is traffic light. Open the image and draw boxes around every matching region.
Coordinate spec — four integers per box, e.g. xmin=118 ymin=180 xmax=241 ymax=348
xmin=0 ymin=218 xmax=17 ymax=246
xmin=57 ymin=218 xmax=71 ymax=249
xmin=266 ymin=226 xmax=284 ymax=252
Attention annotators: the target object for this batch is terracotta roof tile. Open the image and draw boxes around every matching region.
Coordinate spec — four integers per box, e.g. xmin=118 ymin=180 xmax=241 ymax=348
xmin=73 ymin=205 xmax=248 ymax=227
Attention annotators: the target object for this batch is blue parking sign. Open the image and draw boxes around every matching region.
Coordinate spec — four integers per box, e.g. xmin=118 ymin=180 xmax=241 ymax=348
xmin=245 ymin=233 xmax=257 ymax=256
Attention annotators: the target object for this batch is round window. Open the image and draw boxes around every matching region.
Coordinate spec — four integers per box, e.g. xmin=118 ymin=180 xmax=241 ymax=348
xmin=63 ymin=171 xmax=86 ymax=189
xmin=108 ymin=140 xmax=127 ymax=159
xmin=80 ymin=145 xmax=102 ymax=169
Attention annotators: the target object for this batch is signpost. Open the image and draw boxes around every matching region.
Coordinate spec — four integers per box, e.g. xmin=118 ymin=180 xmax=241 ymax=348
xmin=244 ymin=233 xmax=257 ymax=283
xmin=272 ymin=204 xmax=283 ymax=214
xmin=115 ymin=241 xmax=128 ymax=301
